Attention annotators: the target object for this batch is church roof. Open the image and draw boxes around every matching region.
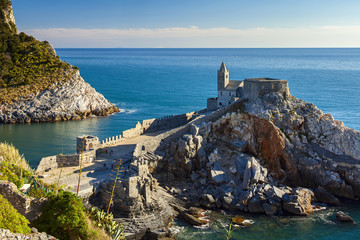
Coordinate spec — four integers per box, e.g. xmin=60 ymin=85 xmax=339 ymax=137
xmin=219 ymin=61 xmax=227 ymax=72
xmin=225 ymin=80 xmax=243 ymax=91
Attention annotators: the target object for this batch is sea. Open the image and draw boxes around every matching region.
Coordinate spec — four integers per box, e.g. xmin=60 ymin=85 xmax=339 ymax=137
xmin=1 ymin=48 xmax=360 ymax=239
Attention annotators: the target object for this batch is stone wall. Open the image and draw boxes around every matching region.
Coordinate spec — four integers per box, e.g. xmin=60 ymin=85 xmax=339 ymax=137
xmin=0 ymin=181 xmax=29 ymax=216
xmin=207 ymin=98 xmax=218 ymax=111
xmin=99 ymin=112 xmax=197 ymax=149
xmin=0 ymin=181 xmax=47 ymax=222
xmin=36 ymin=150 xmax=96 ymax=173
xmin=143 ymin=112 xmax=197 ymax=133
xmin=36 ymin=155 xmax=57 ymax=173
xmin=100 ymin=135 xmax=124 ymax=147
xmin=123 ymin=122 xmax=143 ymax=139
xmin=243 ymin=78 xmax=290 ymax=100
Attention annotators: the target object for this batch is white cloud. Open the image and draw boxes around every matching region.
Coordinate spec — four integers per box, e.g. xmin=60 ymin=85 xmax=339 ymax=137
xmin=21 ymin=25 xmax=360 ymax=48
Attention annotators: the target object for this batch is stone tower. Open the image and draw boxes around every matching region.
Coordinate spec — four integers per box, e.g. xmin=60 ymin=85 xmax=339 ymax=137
xmin=217 ymin=62 xmax=229 ymax=90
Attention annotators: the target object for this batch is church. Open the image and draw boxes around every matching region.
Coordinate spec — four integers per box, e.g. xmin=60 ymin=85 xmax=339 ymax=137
xmin=207 ymin=62 xmax=290 ymax=111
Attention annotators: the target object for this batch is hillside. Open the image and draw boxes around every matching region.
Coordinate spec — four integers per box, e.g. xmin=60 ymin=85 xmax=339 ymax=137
xmin=0 ymin=0 xmax=119 ymax=123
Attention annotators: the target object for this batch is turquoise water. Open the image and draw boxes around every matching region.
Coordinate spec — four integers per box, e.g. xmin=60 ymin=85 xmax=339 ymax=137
xmin=174 ymin=202 xmax=360 ymax=240
xmin=0 ymin=48 xmax=360 ymax=239
xmin=0 ymin=48 xmax=360 ymax=168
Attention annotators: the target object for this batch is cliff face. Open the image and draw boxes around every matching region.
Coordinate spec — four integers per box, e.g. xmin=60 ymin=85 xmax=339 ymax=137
xmin=0 ymin=0 xmax=119 ymax=123
xmin=0 ymin=0 xmax=16 ymax=33
xmin=112 ymin=93 xmax=360 ymax=221
xmin=0 ymin=71 xmax=119 ymax=123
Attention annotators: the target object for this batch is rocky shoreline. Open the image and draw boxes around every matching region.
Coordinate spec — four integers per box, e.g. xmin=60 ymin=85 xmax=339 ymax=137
xmin=0 ymin=70 xmax=119 ymax=124
xmin=89 ymin=92 xmax=360 ymax=236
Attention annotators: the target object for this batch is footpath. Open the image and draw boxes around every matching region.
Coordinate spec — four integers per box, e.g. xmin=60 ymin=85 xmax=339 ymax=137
xmin=41 ymin=133 xmax=157 ymax=197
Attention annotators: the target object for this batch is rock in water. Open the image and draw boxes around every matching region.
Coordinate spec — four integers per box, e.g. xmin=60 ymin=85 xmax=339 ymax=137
xmin=336 ymin=211 xmax=354 ymax=223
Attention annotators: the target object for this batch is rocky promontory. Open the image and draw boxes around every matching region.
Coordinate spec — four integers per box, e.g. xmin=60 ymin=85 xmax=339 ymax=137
xmin=0 ymin=0 xmax=119 ymax=123
xmin=91 ymin=91 xmax=360 ymax=234
xmin=0 ymin=70 xmax=119 ymax=123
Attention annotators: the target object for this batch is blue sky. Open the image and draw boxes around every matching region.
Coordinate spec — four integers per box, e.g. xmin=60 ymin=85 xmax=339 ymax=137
xmin=11 ymin=0 xmax=360 ymax=47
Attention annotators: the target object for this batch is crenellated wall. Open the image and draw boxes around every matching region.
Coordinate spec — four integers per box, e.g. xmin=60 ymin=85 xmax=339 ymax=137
xmin=99 ymin=112 xmax=198 ymax=148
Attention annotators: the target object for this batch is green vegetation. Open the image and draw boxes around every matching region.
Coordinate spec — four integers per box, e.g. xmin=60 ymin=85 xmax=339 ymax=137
xmin=107 ymin=159 xmax=124 ymax=214
xmin=0 ymin=193 xmax=31 ymax=234
xmin=35 ymin=190 xmax=115 ymax=240
xmin=87 ymin=207 xmax=125 ymax=240
xmin=223 ymin=223 xmax=233 ymax=240
xmin=0 ymin=141 xmax=123 ymax=239
xmin=0 ymin=141 xmax=57 ymax=196
xmin=34 ymin=190 xmax=91 ymax=240
xmin=0 ymin=0 xmax=77 ymax=104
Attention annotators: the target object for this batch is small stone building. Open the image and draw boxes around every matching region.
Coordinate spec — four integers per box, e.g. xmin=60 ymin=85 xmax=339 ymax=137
xmin=207 ymin=62 xmax=290 ymax=110
xmin=76 ymin=135 xmax=100 ymax=153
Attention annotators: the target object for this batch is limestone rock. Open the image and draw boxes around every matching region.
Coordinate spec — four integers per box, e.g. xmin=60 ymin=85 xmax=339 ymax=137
xmin=262 ymin=203 xmax=278 ymax=215
xmin=0 ymin=71 xmax=119 ymax=124
xmin=0 ymin=229 xmax=56 ymax=240
xmin=336 ymin=211 xmax=355 ymax=223
xmin=314 ymin=186 xmax=341 ymax=205
xmin=211 ymin=162 xmax=226 ymax=184
xmin=282 ymin=188 xmax=313 ymax=216
xmin=180 ymin=213 xmax=204 ymax=226
xmin=248 ymin=197 xmax=264 ymax=213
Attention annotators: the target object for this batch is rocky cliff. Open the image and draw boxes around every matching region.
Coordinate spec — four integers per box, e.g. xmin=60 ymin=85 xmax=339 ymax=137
xmin=0 ymin=0 xmax=119 ymax=123
xmin=101 ymin=92 xmax=360 ymax=230
xmin=0 ymin=70 xmax=119 ymax=123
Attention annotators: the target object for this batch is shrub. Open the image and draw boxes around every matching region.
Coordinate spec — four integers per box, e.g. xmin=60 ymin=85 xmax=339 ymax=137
xmin=0 ymin=142 xmax=31 ymax=171
xmin=34 ymin=190 xmax=90 ymax=240
xmin=87 ymin=207 xmax=124 ymax=239
xmin=0 ymin=193 xmax=31 ymax=234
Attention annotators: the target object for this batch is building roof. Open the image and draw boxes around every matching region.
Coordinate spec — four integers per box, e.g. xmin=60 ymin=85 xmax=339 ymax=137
xmin=219 ymin=61 xmax=227 ymax=72
xmin=244 ymin=78 xmax=287 ymax=83
xmin=225 ymin=80 xmax=243 ymax=91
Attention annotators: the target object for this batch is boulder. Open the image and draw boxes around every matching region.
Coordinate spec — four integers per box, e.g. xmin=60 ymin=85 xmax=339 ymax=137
xmin=265 ymin=185 xmax=286 ymax=202
xmin=248 ymin=197 xmax=264 ymax=213
xmin=241 ymin=160 xmax=252 ymax=189
xmin=211 ymin=162 xmax=226 ymax=184
xmin=314 ymin=186 xmax=341 ymax=205
xmin=336 ymin=211 xmax=354 ymax=223
xmin=282 ymin=188 xmax=313 ymax=216
xmin=188 ymin=207 xmax=205 ymax=218
xmin=262 ymin=203 xmax=278 ymax=215
xmin=180 ymin=213 xmax=205 ymax=226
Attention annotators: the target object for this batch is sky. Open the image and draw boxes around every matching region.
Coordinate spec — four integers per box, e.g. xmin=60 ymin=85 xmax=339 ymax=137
xmin=11 ymin=0 xmax=360 ymax=48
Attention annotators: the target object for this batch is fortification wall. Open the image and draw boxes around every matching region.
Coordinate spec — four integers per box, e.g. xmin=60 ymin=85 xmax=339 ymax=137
xmin=123 ymin=122 xmax=143 ymax=139
xmin=36 ymin=150 xmax=96 ymax=173
xmin=100 ymin=135 xmax=124 ymax=148
xmin=36 ymin=155 xmax=57 ymax=173
xmin=98 ymin=112 xmax=197 ymax=149
xmin=243 ymin=78 xmax=290 ymax=100
xmin=144 ymin=112 xmax=197 ymax=133
xmin=207 ymin=98 xmax=218 ymax=111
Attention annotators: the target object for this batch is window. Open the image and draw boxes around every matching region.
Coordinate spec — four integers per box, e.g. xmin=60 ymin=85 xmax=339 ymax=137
xmin=229 ymin=92 xmax=231 ymax=96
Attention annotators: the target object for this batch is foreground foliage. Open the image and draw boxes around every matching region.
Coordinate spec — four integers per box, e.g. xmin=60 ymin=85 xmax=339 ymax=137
xmin=0 ymin=141 xmax=57 ymax=197
xmin=0 ymin=193 xmax=31 ymax=234
xmin=34 ymin=190 xmax=91 ymax=240
xmin=88 ymin=207 xmax=125 ymax=240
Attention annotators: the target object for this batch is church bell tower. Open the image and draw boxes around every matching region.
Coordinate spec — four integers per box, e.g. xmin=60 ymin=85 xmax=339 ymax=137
xmin=217 ymin=61 xmax=229 ymax=91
